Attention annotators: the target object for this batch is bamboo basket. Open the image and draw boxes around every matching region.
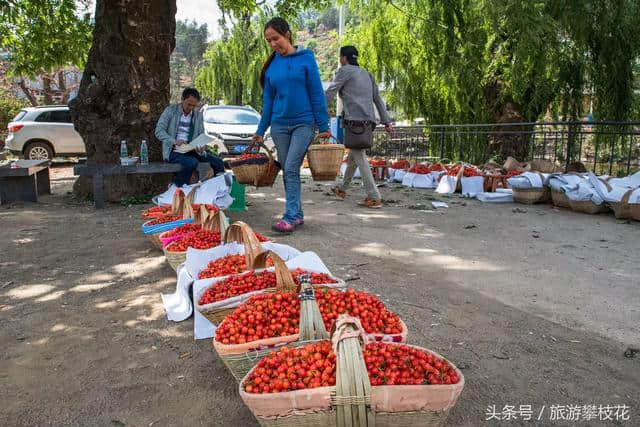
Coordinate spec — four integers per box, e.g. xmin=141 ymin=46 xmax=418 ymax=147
xmin=551 ymin=189 xmax=571 ymax=208
xmin=164 ymin=210 xmax=228 ymax=271
xmin=609 ymin=189 xmax=640 ymax=220
xmin=197 ymin=222 xmax=269 ymax=324
xmin=211 ymin=255 xmax=401 ymax=381
xmin=230 ymin=142 xmax=280 ymax=187
xmin=240 ymin=316 xmax=464 ymax=427
xmin=307 ymin=138 xmax=345 ymax=181
xmin=568 ymin=177 xmax=611 ymax=214
xmin=198 ymin=249 xmax=346 ymax=325
xmin=512 ymin=187 xmax=550 ymax=204
xmin=568 ymin=199 xmax=610 ymax=214
xmin=143 ymin=189 xmax=187 ymax=250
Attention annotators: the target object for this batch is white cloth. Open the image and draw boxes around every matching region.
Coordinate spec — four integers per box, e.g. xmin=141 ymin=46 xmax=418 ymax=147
xmin=161 ymin=241 xmax=302 ymax=338
xmin=460 ymin=176 xmax=485 ymax=197
xmin=192 ymin=174 xmax=234 ymax=209
xmin=547 ymin=173 xmax=584 ymax=192
xmin=507 ymin=172 xmax=549 ymax=189
xmin=161 ymin=264 xmax=194 ymax=321
xmin=153 ymin=183 xmax=199 ymax=205
xmin=477 ymin=190 xmax=514 ymax=203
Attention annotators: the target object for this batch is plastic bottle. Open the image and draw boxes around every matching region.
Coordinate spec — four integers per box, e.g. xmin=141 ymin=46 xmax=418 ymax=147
xmin=140 ymin=139 xmax=149 ymax=165
xmin=120 ymin=140 xmax=128 ymax=160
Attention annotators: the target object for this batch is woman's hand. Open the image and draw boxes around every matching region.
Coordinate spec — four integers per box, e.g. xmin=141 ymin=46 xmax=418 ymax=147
xmin=317 ymin=130 xmax=332 ymax=139
xmin=252 ymin=134 xmax=264 ymax=144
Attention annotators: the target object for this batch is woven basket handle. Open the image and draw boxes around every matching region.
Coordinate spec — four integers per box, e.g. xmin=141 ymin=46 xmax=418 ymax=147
xmin=618 ymin=189 xmax=634 ymax=218
xmin=202 ymin=209 xmax=228 ymax=235
xmin=252 ymin=250 xmax=297 ymax=292
xmin=224 ymin=221 xmax=264 ymax=267
xmin=181 ymin=184 xmax=201 ymax=219
xmin=192 ymin=204 xmax=212 ymax=225
xmin=330 ymin=314 xmax=374 ymax=427
xmin=171 ymin=188 xmax=185 ymax=215
xmin=244 ymin=141 xmax=277 ymax=187
xmin=298 ymin=280 xmax=329 ymax=341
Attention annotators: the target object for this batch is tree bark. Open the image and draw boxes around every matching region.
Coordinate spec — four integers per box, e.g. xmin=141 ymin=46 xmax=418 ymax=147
xmin=69 ymin=0 xmax=177 ymax=201
xmin=484 ymin=81 xmax=532 ymax=161
xmin=18 ymin=78 xmax=38 ymax=106
xmin=42 ymin=74 xmax=54 ymax=104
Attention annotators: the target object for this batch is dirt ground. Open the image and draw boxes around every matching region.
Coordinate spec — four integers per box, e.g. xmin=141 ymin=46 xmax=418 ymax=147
xmin=1 ymin=165 xmax=638 ymax=427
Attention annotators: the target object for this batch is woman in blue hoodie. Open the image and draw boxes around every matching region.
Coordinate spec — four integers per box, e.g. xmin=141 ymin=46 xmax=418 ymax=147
xmin=252 ymin=17 xmax=331 ymax=233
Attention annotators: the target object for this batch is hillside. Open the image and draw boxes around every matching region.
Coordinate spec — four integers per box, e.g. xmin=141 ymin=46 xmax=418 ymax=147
xmin=296 ymin=28 xmax=339 ymax=82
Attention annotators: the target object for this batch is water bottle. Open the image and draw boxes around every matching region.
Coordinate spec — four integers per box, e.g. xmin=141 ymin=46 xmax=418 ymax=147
xmin=140 ymin=139 xmax=149 ymax=165
xmin=120 ymin=140 xmax=128 ymax=160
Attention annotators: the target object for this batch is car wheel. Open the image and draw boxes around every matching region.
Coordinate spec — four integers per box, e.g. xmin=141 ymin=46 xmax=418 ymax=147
xmin=24 ymin=141 xmax=53 ymax=160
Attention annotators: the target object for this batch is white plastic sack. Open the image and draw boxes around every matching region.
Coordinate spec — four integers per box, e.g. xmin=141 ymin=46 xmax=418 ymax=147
xmin=402 ymin=172 xmax=435 ymax=188
xmin=436 ymin=175 xmax=457 ymax=194
xmin=460 ymin=176 xmax=485 ymax=197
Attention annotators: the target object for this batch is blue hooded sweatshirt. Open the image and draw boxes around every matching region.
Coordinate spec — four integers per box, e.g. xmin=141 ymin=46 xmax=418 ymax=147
xmin=256 ymin=48 xmax=329 ymax=136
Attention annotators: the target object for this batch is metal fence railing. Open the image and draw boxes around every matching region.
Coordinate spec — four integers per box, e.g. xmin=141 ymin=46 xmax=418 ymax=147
xmin=370 ymin=121 xmax=640 ymax=176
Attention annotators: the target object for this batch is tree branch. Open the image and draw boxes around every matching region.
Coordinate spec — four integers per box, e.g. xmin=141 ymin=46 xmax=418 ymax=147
xmin=18 ymin=78 xmax=38 ymax=106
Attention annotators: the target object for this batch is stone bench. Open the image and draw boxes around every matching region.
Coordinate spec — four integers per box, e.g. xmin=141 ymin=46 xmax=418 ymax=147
xmin=73 ymin=162 xmax=211 ymax=208
xmin=0 ymin=159 xmax=51 ymax=204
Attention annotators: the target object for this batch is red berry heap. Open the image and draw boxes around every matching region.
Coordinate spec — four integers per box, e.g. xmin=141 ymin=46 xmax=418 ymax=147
xmin=147 ymin=214 xmax=182 ymax=225
xmin=242 ymin=340 xmax=459 ymax=394
xmin=167 ymin=230 xmax=221 ymax=251
xmin=214 ymin=288 xmax=402 ymax=345
xmin=198 ymin=254 xmax=274 ymax=280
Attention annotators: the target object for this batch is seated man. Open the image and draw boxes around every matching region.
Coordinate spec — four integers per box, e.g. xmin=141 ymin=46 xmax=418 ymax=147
xmin=155 ymin=87 xmax=224 ymax=186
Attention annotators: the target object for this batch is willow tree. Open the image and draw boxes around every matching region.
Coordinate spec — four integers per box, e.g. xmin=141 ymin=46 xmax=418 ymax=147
xmin=196 ymin=15 xmax=269 ymax=107
xmin=196 ymin=0 xmax=332 ymax=109
xmin=345 ymin=0 xmax=640 ymax=160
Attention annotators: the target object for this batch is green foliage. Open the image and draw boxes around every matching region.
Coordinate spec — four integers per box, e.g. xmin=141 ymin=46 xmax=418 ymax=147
xmin=175 ymin=20 xmax=209 ymax=75
xmin=0 ymin=88 xmax=28 ymax=138
xmin=196 ymin=14 xmax=270 ymax=108
xmin=120 ymin=194 xmax=154 ymax=206
xmin=0 ymin=0 xmax=93 ymax=77
xmin=346 ymin=0 xmax=640 ymax=123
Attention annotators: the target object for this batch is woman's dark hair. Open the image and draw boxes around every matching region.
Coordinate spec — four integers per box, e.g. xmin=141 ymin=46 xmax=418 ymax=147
xmin=181 ymin=87 xmax=201 ymax=101
xmin=340 ymin=46 xmax=359 ymax=66
xmin=260 ymin=17 xmax=293 ymax=88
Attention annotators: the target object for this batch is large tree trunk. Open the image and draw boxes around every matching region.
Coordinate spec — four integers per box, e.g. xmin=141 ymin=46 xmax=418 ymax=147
xmin=484 ymin=82 xmax=532 ymax=162
xmin=69 ymin=0 xmax=177 ymax=201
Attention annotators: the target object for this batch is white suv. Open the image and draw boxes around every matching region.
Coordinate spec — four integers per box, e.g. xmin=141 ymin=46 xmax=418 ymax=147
xmin=203 ymin=105 xmax=273 ymax=158
xmin=4 ymin=105 xmax=85 ymax=160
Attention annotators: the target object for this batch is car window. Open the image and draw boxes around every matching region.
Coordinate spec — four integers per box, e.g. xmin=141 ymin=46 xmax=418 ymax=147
xmin=204 ymin=108 xmax=260 ymax=125
xmin=35 ymin=111 xmax=51 ymax=122
xmin=12 ymin=110 xmax=27 ymax=122
xmin=48 ymin=110 xmax=72 ymax=123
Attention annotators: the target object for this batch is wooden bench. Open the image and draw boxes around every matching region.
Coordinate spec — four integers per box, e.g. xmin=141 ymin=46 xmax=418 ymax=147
xmin=0 ymin=159 xmax=51 ymax=204
xmin=73 ymin=162 xmax=211 ymax=208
